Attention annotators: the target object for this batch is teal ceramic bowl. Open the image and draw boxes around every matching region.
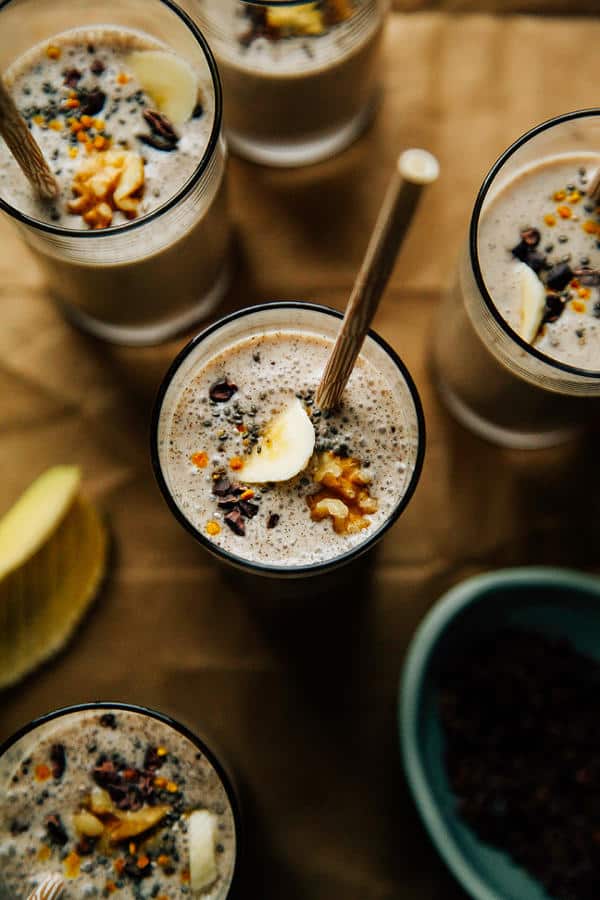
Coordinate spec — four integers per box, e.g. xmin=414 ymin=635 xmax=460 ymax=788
xmin=399 ymin=566 xmax=600 ymax=900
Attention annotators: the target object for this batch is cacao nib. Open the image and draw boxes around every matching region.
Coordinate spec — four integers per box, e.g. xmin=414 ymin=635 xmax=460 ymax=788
xmin=50 ymin=743 xmax=66 ymax=779
xmin=79 ymin=88 xmax=106 ymax=116
xmin=123 ymin=859 xmax=153 ymax=881
xmin=46 ymin=814 xmax=68 ymax=846
xmin=75 ymin=836 xmax=98 ymax=856
xmin=217 ymin=494 xmax=241 ymax=511
xmin=224 ymin=509 xmax=245 ymax=536
xmin=209 ymin=378 xmax=238 ymax=403
xmin=115 ymin=787 xmax=143 ymax=811
xmin=511 ymin=239 xmax=531 ymax=262
xmin=545 ymin=262 xmax=573 ymax=291
xmin=525 ymin=250 xmax=546 ymax=273
xmin=63 ymin=68 xmax=82 ymax=88
xmin=542 ymin=292 xmax=565 ymax=324
xmin=100 ymin=713 xmax=117 ymax=729
xmin=92 ymin=759 xmax=119 ymax=787
xmin=212 ymin=476 xmax=232 ymax=497
xmin=239 ymin=500 xmax=259 ymax=519
xmin=520 ymin=227 xmax=541 ymax=247
xmin=90 ymin=58 xmax=106 ymax=75
xmin=267 ymin=513 xmax=280 ymax=529
xmin=10 ymin=820 xmax=29 ymax=836
xmin=144 ymin=746 xmax=165 ymax=771
xmin=511 ymin=240 xmax=546 ymax=273
xmin=572 ymin=266 xmax=600 ymax=286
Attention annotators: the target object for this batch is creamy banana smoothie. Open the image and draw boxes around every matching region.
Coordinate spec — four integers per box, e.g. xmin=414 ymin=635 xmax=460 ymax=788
xmin=153 ymin=304 xmax=424 ymax=576
xmin=193 ymin=0 xmax=387 ymax=166
xmin=432 ymin=112 xmax=600 ymax=448
xmin=0 ymin=0 xmax=229 ymax=344
xmin=0 ymin=706 xmax=239 ymax=899
xmin=480 ymin=156 xmax=600 ymax=369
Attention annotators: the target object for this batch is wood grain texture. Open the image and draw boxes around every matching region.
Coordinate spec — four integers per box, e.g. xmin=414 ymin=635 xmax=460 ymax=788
xmin=1 ymin=12 xmax=600 ymax=900
xmin=0 ymin=80 xmax=58 ymax=201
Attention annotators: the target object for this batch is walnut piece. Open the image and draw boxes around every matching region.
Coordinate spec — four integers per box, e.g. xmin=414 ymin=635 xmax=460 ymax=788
xmin=68 ymin=150 xmax=145 ymax=229
xmin=307 ymin=451 xmax=378 ymax=535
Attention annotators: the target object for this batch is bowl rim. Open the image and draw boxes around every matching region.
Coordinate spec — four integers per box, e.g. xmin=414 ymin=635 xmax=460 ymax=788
xmin=399 ymin=566 xmax=600 ymax=900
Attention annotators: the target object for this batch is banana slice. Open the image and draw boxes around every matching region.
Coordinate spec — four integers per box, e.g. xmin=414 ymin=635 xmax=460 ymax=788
xmin=266 ymin=3 xmax=325 ymax=35
xmin=189 ymin=810 xmax=218 ymax=893
xmin=128 ymin=50 xmax=199 ymax=128
xmin=517 ymin=261 xmax=547 ymax=344
xmin=240 ymin=397 xmax=315 ymax=484
xmin=0 ymin=468 xmax=107 ymax=689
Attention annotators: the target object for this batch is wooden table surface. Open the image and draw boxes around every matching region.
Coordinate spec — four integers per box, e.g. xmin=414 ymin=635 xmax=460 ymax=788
xmin=2 ymin=8 xmax=600 ymax=899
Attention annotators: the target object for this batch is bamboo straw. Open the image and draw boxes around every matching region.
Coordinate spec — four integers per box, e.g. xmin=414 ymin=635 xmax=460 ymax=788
xmin=0 ymin=79 xmax=59 ymax=201
xmin=315 ymin=148 xmax=440 ymax=410
xmin=586 ymin=166 xmax=600 ymax=205
xmin=26 ymin=874 xmax=65 ymax=900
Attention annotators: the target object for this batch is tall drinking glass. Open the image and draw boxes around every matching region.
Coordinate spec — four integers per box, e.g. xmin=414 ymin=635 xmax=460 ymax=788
xmin=191 ymin=0 xmax=389 ymax=167
xmin=0 ymin=702 xmax=243 ymax=899
xmin=432 ymin=110 xmax=600 ymax=449
xmin=152 ymin=301 xmax=425 ymax=578
xmin=0 ymin=0 xmax=231 ymax=346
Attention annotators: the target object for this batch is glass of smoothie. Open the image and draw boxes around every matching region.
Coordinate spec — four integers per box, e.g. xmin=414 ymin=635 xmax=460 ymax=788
xmin=432 ymin=109 xmax=600 ymax=449
xmin=0 ymin=0 xmax=231 ymax=346
xmin=151 ymin=301 xmax=425 ymax=578
xmin=0 ymin=702 xmax=242 ymax=899
xmin=191 ymin=0 xmax=389 ymax=167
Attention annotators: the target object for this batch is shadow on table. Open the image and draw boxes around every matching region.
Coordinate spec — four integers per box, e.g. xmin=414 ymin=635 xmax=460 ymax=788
xmin=66 ymin=226 xmax=261 ymax=433
xmin=220 ymin=546 xmax=379 ymax=725
xmin=430 ymin=378 xmax=600 ymax=571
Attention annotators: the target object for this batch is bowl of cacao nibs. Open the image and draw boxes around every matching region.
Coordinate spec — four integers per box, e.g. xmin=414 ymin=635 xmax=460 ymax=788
xmin=399 ymin=567 xmax=600 ymax=900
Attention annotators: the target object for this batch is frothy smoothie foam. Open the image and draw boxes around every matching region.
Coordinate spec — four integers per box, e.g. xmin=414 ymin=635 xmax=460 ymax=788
xmin=155 ymin=305 xmax=424 ymax=574
xmin=0 ymin=29 xmax=213 ymax=228
xmin=480 ymin=154 xmax=600 ymax=371
xmin=0 ymin=706 xmax=238 ymax=899
xmin=0 ymin=7 xmax=230 ymax=344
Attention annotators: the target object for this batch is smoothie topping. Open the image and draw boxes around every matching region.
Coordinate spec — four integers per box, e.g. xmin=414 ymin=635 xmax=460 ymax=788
xmin=517 ymin=262 xmax=546 ymax=344
xmin=307 ymin=451 xmax=378 ymax=534
xmin=506 ymin=170 xmax=600 ymax=345
xmin=8 ymin=722 xmax=226 ymax=892
xmin=240 ymin=0 xmax=354 ymax=45
xmin=209 ymin=378 xmax=238 ymax=403
xmin=210 ymin=475 xmax=260 ymax=537
xmin=127 ymin=50 xmax=200 ymax=128
xmin=139 ymin=108 xmax=179 ymax=153
xmin=68 ymin=149 xmax=145 ymax=227
xmin=240 ymin=397 xmax=316 ymax=483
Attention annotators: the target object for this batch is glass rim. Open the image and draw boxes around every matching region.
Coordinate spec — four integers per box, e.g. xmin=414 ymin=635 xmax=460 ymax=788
xmin=0 ymin=701 xmax=244 ymax=896
xmin=0 ymin=0 xmax=223 ymax=239
xmin=469 ymin=107 xmax=600 ymax=381
xmin=150 ymin=300 xmax=426 ymax=577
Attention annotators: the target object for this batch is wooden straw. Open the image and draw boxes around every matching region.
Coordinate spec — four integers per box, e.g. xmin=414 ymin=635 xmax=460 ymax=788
xmin=26 ymin=874 xmax=65 ymax=900
xmin=315 ymin=148 xmax=440 ymax=410
xmin=0 ymin=78 xmax=59 ymax=201
xmin=586 ymin=166 xmax=600 ymax=205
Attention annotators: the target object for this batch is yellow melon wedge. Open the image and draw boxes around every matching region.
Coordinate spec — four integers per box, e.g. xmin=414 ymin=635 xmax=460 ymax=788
xmin=0 ymin=466 xmax=81 ymax=580
xmin=0 ymin=469 xmax=107 ymax=689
